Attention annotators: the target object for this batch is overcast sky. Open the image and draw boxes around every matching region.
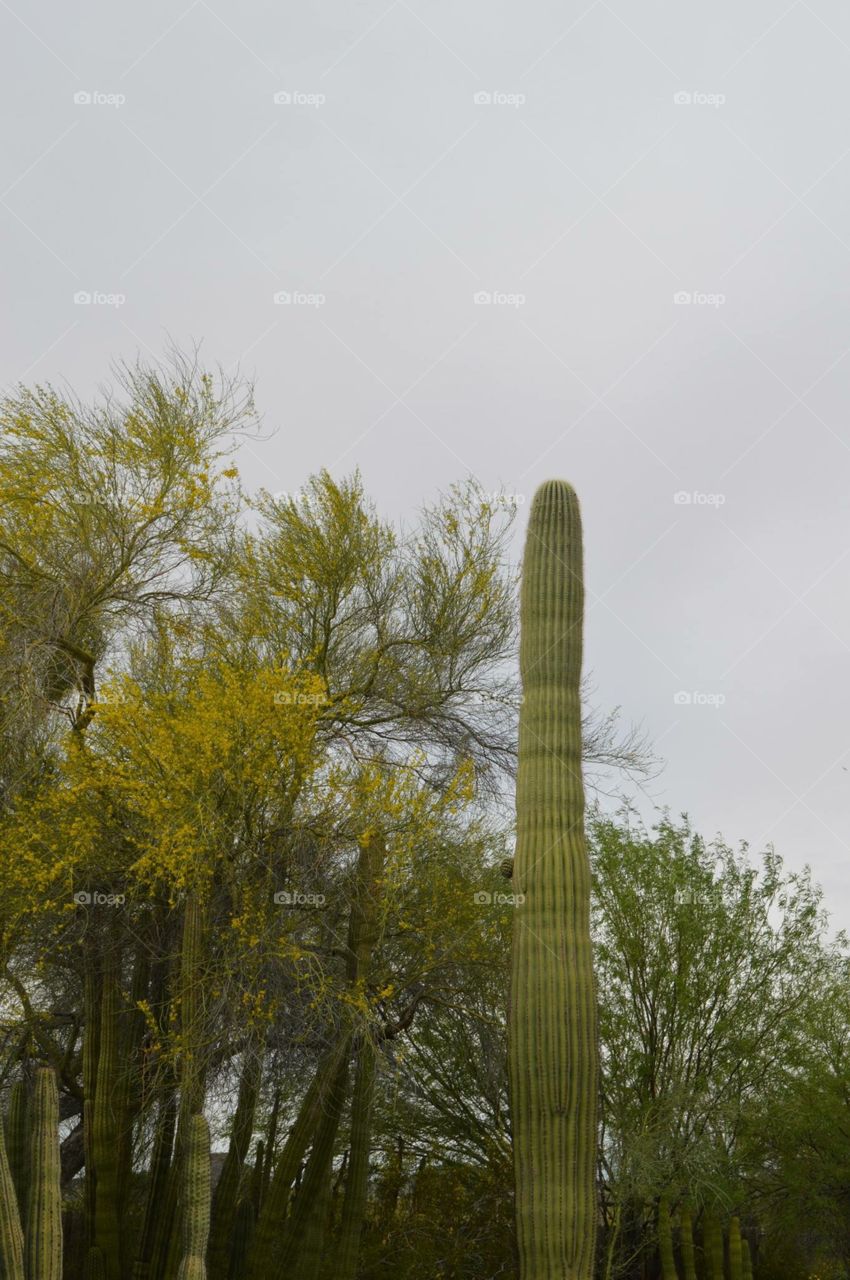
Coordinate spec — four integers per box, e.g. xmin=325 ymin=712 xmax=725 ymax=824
xmin=3 ymin=0 xmax=849 ymax=929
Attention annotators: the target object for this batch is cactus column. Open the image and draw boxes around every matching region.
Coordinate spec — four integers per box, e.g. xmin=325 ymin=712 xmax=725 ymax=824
xmin=25 ymin=1067 xmax=63 ymax=1280
xmin=0 ymin=1107 xmax=25 ymax=1280
xmin=177 ymin=1114 xmax=211 ymax=1280
xmin=729 ymin=1217 xmax=743 ymax=1280
xmin=658 ymin=1196 xmax=679 ymax=1280
xmin=508 ymin=480 xmax=599 ymax=1279
xmin=680 ymin=1204 xmax=697 ymax=1280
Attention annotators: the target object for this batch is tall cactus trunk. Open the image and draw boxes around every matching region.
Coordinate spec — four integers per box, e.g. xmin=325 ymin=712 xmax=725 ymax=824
xmin=207 ymin=1052 xmax=261 ymax=1280
xmin=334 ymin=1036 xmax=377 ymax=1280
xmin=658 ymin=1196 xmax=679 ymax=1280
xmin=508 ymin=479 xmax=599 ymax=1280
xmin=132 ymin=1090 xmax=178 ymax=1280
xmin=258 ymin=1090 xmax=280 ymax=1209
xmin=82 ymin=938 xmax=101 ymax=1250
xmin=703 ymin=1213 xmax=724 ymax=1280
xmin=5 ymin=1080 xmax=29 ymax=1218
xmin=176 ymin=1113 xmax=211 ymax=1280
xmin=741 ymin=1237 xmax=753 ymax=1280
xmin=332 ymin=830 xmax=384 ymax=1280
xmin=227 ymin=1199 xmax=255 ymax=1280
xmin=155 ymin=895 xmax=208 ymax=1280
xmin=249 ymin=1142 xmax=265 ymax=1218
xmin=680 ymin=1203 xmax=697 ymax=1280
xmin=25 ymin=1066 xmax=63 ymax=1280
xmin=728 ymin=1216 xmax=743 ymax=1280
xmin=0 ymin=1105 xmax=25 ymax=1280
xmin=91 ymin=947 xmax=123 ymax=1280
xmin=245 ymin=1044 xmax=352 ymax=1277
xmin=117 ymin=942 xmax=150 ymax=1223
xmin=278 ymin=1049 xmax=351 ymax=1278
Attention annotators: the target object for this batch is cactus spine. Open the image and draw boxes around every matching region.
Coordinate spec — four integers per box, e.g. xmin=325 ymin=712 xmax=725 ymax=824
xmin=658 ymin=1195 xmax=679 ymax=1280
xmin=177 ymin=1113 xmax=211 ymax=1280
xmin=680 ymin=1203 xmax=697 ymax=1280
xmin=729 ymin=1216 xmax=743 ymax=1280
xmin=0 ymin=1103 xmax=25 ymax=1280
xmin=508 ymin=480 xmax=598 ymax=1279
xmin=25 ymin=1067 xmax=63 ymax=1280
xmin=87 ymin=1246 xmax=106 ymax=1280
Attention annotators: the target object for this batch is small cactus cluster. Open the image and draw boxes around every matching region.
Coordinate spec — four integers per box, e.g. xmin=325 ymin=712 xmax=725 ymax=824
xmin=0 ymin=1067 xmax=63 ymax=1280
xmin=655 ymin=1198 xmax=755 ymax=1280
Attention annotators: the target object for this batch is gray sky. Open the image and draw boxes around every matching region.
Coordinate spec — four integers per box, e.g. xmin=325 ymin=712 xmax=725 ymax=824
xmin=3 ymin=1 xmax=849 ymax=928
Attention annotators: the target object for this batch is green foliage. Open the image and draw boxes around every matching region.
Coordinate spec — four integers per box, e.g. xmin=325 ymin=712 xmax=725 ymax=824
xmin=508 ymin=481 xmax=597 ymax=1278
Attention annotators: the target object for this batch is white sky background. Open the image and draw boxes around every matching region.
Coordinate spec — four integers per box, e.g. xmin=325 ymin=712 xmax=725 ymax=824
xmin=2 ymin=0 xmax=849 ymax=929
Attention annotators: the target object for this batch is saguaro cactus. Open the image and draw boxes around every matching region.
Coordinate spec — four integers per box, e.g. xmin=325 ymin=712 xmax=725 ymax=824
xmin=508 ymin=480 xmax=598 ymax=1279
xmin=92 ymin=951 xmax=123 ymax=1280
xmin=680 ymin=1203 xmax=697 ymax=1280
xmin=0 ymin=1110 xmax=25 ymax=1280
xmin=177 ymin=1113 xmax=211 ymax=1280
xmin=658 ymin=1195 xmax=679 ymax=1280
xmin=227 ymin=1199 xmax=255 ymax=1280
xmin=729 ymin=1216 xmax=743 ymax=1280
xmin=703 ymin=1213 xmax=724 ymax=1280
xmin=5 ymin=1080 xmax=29 ymax=1215
xmin=87 ymin=1246 xmax=106 ymax=1280
xmin=25 ymin=1067 xmax=63 ymax=1280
